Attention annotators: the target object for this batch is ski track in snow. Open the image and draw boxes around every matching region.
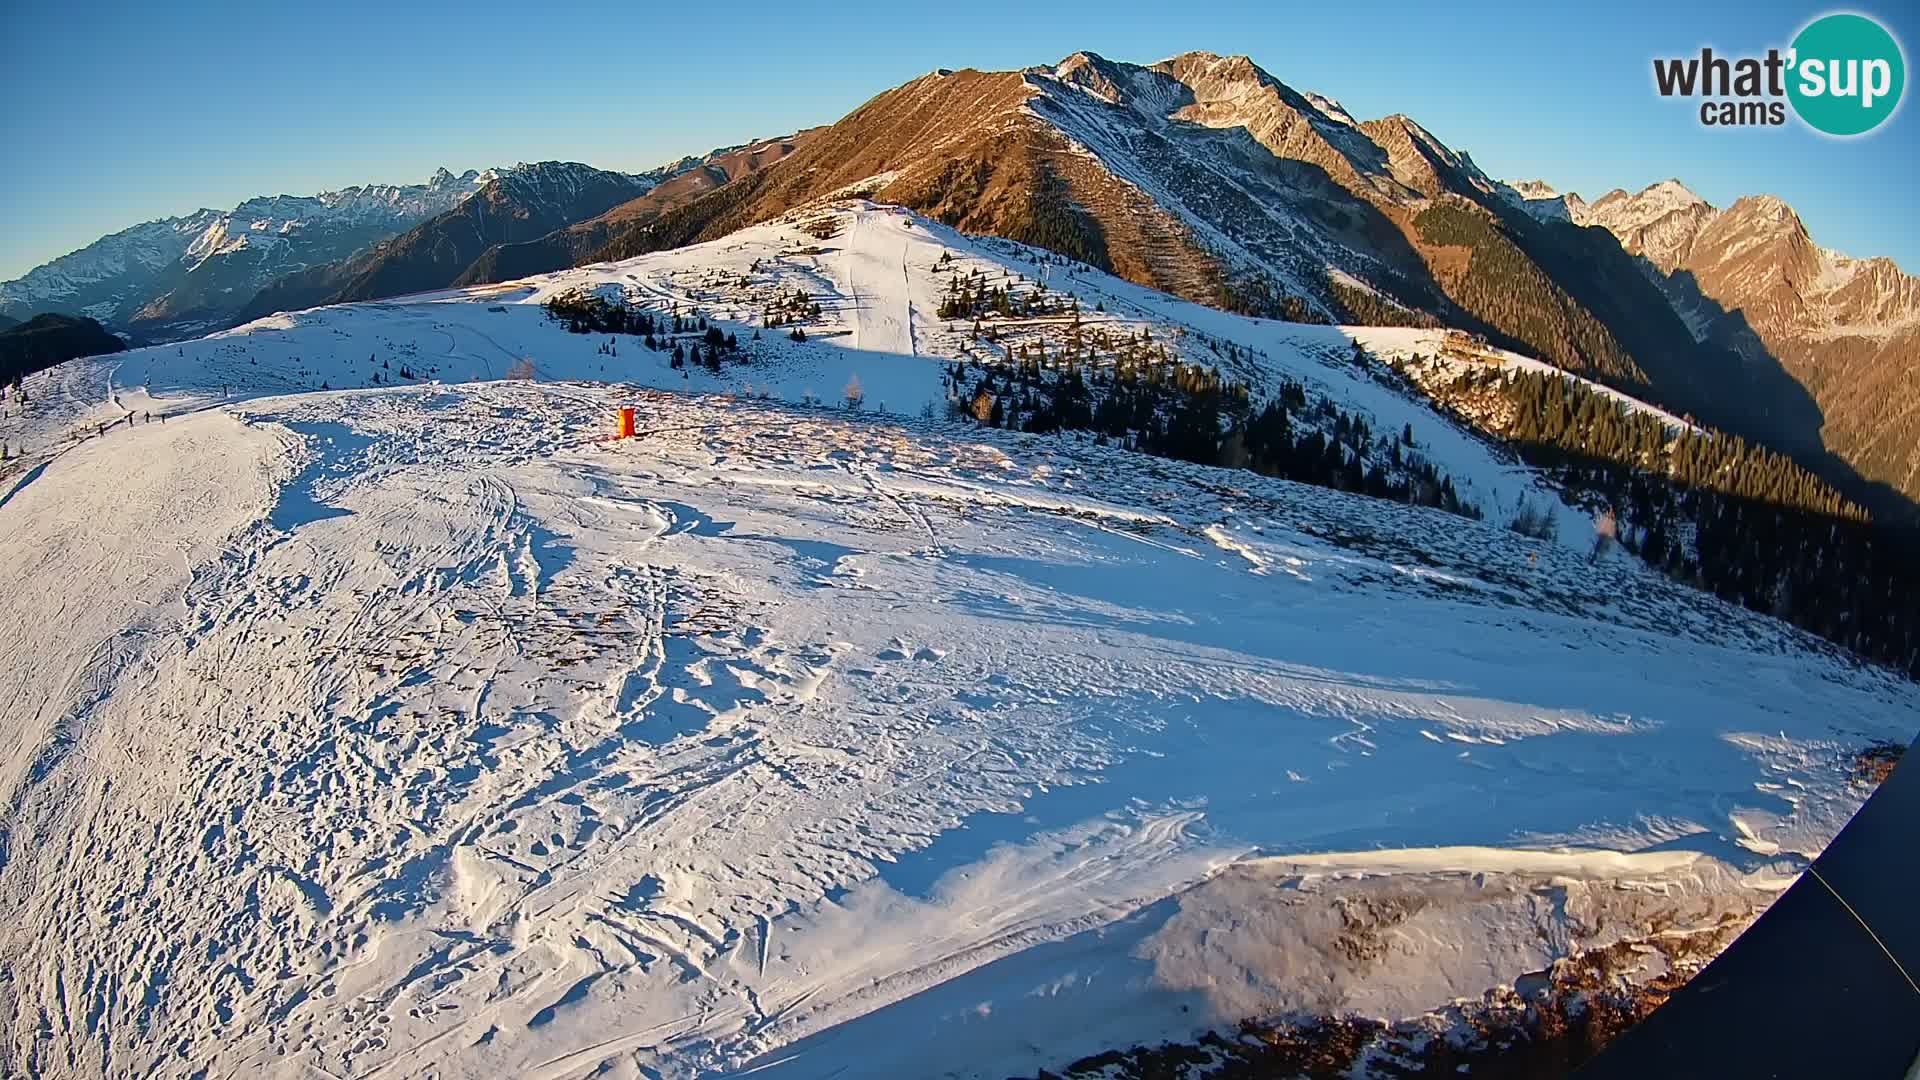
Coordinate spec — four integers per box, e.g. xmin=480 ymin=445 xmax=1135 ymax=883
xmin=0 ymin=203 xmax=1913 ymax=1080
xmin=840 ymin=207 xmax=916 ymax=360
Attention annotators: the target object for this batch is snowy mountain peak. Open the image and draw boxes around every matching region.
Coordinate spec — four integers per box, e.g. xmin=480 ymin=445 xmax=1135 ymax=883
xmin=1578 ymin=179 xmax=1718 ymax=253
xmin=1507 ymin=179 xmax=1563 ymax=200
xmin=1587 ymin=179 xmax=1711 ymax=223
xmin=1643 ymin=177 xmax=1707 ymax=208
xmin=1303 ymin=91 xmax=1360 ymax=128
xmin=1158 ymin=50 xmax=1268 ymax=85
xmin=1498 ymin=178 xmax=1590 ymax=223
xmin=482 ymin=161 xmax=653 ymax=204
xmin=1150 ymin=50 xmax=1289 ymax=106
xmin=1053 ymin=49 xmax=1113 ymax=76
xmin=1043 ymin=50 xmax=1194 ymax=118
xmin=1050 ymin=51 xmax=1125 ymax=99
xmin=1724 ymin=192 xmax=1799 ymax=227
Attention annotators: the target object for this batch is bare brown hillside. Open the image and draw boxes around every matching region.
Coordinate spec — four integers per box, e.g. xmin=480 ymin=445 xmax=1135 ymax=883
xmin=591 ymin=68 xmax=1229 ymax=300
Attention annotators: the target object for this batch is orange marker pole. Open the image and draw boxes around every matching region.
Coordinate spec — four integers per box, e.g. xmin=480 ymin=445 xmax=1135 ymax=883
xmin=616 ymin=406 xmax=636 ymax=439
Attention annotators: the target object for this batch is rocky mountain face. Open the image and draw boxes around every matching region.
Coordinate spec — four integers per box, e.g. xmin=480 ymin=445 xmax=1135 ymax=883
xmin=328 ymin=161 xmax=656 ymax=302
xmin=1 ymin=213 xmax=224 ymax=334
xmin=0 ymin=170 xmax=490 ymax=340
xmin=1551 ymin=182 xmax=1920 ymax=515
xmin=455 ymin=135 xmax=811 ymax=287
xmin=234 ymin=162 xmax=654 ymax=319
xmin=1574 ymin=181 xmax=1717 ymax=268
xmin=1502 ymin=180 xmax=1587 ymax=222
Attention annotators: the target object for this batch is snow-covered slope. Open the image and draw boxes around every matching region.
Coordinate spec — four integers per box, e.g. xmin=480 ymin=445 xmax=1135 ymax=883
xmin=2 ymin=203 xmax=1913 ymax=1079
xmin=1498 ymin=178 xmax=1589 ymax=223
xmin=6 ymin=203 xmax=1637 ymax=545
xmin=0 ymin=212 xmax=221 ymax=321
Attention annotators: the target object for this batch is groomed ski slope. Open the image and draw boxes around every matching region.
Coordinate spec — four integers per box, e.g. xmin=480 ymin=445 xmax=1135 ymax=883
xmin=0 ymin=203 xmax=1913 ymax=1079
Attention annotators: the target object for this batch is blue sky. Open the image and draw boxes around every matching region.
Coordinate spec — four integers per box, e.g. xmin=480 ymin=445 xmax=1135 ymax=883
xmin=2 ymin=0 xmax=1914 ymax=280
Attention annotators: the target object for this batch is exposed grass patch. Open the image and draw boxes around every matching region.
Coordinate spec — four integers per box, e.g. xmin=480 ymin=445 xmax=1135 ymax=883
xmin=1854 ymin=740 xmax=1905 ymax=786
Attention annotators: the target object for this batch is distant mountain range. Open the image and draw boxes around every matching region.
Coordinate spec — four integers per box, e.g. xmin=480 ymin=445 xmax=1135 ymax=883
xmin=5 ymin=51 xmax=1914 ymax=516
xmin=231 ymin=161 xmax=657 ymax=322
xmin=0 ymin=169 xmax=492 ymax=339
xmin=0 ymin=146 xmax=783 ymax=345
xmin=234 ymin=139 xmax=809 ymax=323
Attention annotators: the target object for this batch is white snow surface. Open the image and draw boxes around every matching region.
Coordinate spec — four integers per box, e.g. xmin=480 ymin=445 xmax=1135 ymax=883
xmin=1 ymin=203 xmax=1914 ymax=1079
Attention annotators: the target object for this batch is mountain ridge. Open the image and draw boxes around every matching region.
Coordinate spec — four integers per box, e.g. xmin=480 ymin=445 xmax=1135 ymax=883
xmin=227 ymin=161 xmax=648 ymax=320
xmin=0 ymin=313 xmax=126 ymax=388
xmin=454 ymin=134 xmax=812 ymax=287
xmin=562 ymin=49 xmax=1913 ymax=516
xmin=232 ymin=143 xmax=807 ymax=323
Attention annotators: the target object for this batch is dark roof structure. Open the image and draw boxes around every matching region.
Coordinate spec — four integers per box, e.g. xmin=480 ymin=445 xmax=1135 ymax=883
xmin=1579 ymin=736 xmax=1920 ymax=1078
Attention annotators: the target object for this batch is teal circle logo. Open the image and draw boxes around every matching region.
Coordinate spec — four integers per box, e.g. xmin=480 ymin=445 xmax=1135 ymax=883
xmin=1788 ymin=13 xmax=1905 ymax=136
